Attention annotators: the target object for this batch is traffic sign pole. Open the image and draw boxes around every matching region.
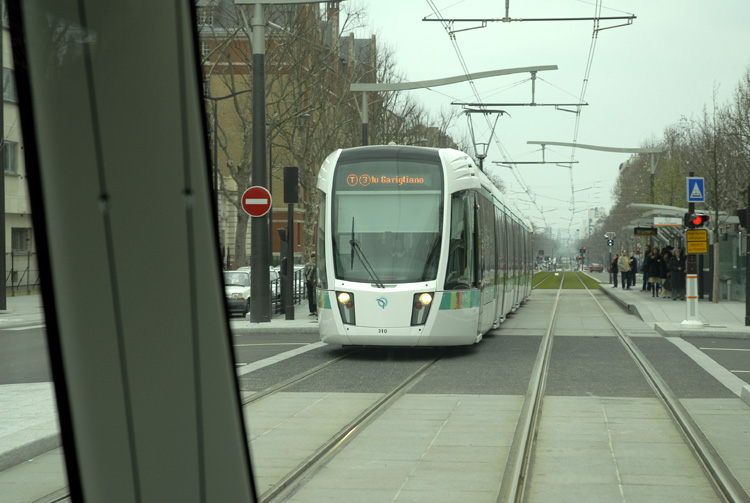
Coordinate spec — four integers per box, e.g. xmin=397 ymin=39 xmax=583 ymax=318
xmin=682 ymin=177 xmax=702 ymax=326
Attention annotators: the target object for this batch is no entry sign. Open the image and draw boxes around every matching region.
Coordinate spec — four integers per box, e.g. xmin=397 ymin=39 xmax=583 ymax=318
xmin=241 ymin=186 xmax=272 ymax=217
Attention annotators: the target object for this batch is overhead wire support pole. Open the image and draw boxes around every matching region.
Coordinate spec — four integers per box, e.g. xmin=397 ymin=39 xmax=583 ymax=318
xmin=422 ymin=15 xmax=636 ymax=24
xmin=350 ymin=65 xmax=558 ymax=146
xmin=453 ymin=103 xmax=588 ymax=107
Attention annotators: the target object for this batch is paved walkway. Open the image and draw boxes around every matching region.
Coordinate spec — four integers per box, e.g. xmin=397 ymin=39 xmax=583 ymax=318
xmin=0 ymin=295 xmax=316 ymax=473
xmin=598 ymin=280 xmax=750 ymax=338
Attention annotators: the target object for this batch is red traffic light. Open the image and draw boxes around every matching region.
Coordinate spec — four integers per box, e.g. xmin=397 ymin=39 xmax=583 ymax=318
xmin=691 ymin=214 xmax=710 ymax=227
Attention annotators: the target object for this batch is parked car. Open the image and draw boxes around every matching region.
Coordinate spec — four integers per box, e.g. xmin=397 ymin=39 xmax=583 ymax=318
xmin=588 ymin=263 xmax=603 ymax=273
xmin=224 ymin=267 xmax=281 ymax=316
xmin=224 ymin=270 xmax=251 ymax=316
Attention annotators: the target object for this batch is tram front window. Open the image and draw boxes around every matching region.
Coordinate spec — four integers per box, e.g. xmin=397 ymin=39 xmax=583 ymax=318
xmin=332 ymin=156 xmax=443 ymax=284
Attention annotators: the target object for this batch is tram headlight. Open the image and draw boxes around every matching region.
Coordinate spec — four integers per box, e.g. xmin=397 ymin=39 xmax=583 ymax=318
xmin=336 ymin=291 xmax=356 ymax=325
xmin=411 ymin=292 xmax=434 ymax=326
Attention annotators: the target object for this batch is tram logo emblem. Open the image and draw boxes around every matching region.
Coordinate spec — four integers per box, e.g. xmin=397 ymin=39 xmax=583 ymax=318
xmin=376 ymin=297 xmax=388 ymax=309
xmin=346 ymin=174 xmax=373 ymax=187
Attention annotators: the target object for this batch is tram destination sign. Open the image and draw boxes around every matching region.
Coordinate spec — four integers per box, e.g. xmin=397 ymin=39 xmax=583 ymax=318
xmin=633 ymin=227 xmax=658 ymax=237
xmin=336 ymin=159 xmax=443 ymax=192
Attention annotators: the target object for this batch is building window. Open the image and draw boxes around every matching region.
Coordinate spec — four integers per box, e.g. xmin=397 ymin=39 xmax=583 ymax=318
xmin=3 ymin=68 xmax=17 ymax=103
xmin=198 ymin=7 xmax=213 ymax=27
xmin=200 ymin=40 xmax=211 ymax=58
xmin=4 ymin=140 xmax=17 ymax=174
xmin=11 ymin=228 xmax=31 ymax=253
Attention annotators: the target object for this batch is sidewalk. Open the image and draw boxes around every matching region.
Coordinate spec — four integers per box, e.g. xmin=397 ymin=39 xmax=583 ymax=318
xmin=598 ymin=281 xmax=750 ymax=339
xmin=0 ymin=295 xmax=317 ymax=473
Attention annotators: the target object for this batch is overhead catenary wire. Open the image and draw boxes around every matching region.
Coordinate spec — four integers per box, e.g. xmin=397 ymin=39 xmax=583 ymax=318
xmin=424 ymin=0 xmax=550 ymax=227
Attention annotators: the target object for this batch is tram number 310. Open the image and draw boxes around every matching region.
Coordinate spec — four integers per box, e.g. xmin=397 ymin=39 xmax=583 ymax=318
xmin=378 ymin=329 xmax=388 ymax=334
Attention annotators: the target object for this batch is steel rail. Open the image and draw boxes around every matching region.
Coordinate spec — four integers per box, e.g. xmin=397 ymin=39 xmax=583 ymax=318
xmin=241 ymin=350 xmax=359 ymax=406
xmin=582 ymin=277 xmax=750 ymax=503
xmin=497 ymin=272 xmax=564 ymax=502
xmin=260 ymin=354 xmax=444 ymax=503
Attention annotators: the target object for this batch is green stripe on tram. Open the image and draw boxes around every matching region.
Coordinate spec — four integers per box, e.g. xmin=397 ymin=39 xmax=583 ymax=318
xmin=439 ymin=290 xmax=481 ymax=310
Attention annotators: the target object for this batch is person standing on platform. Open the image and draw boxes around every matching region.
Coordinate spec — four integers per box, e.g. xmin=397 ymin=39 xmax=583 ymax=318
xmin=661 ymin=248 xmax=673 ymax=298
xmin=305 ymin=253 xmax=317 ymax=316
xmin=641 ymin=245 xmax=651 ymax=291
xmin=610 ymin=253 xmax=619 ymax=288
xmin=648 ymin=247 xmax=662 ymax=297
xmin=618 ymin=250 xmax=631 ymax=289
xmin=669 ymin=248 xmax=687 ymax=300
xmin=629 ymin=252 xmax=637 ymax=289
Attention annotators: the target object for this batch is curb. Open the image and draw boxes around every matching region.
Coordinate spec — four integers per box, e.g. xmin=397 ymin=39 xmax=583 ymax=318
xmin=0 ymin=433 xmax=60 ymax=472
xmin=598 ymin=285 xmax=640 ymax=317
xmin=654 ymin=322 xmax=750 ymax=339
xmin=230 ymin=324 xmax=318 ymax=335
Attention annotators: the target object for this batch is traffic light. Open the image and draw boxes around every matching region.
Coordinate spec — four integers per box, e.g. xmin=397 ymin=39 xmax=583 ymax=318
xmin=691 ymin=214 xmax=710 ymax=228
xmin=607 ymin=239 xmax=613 ymax=246
xmin=684 ymin=212 xmax=710 ymax=229
xmin=582 ymin=246 xmax=586 ymax=253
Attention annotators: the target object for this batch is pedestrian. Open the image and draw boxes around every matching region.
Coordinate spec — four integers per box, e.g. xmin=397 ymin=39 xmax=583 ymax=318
xmin=661 ymin=249 xmax=673 ymax=298
xmin=647 ymin=247 xmax=662 ymax=297
xmin=669 ymin=248 xmax=686 ymax=300
xmin=629 ymin=252 xmax=637 ymax=289
xmin=610 ymin=253 xmax=619 ymax=287
xmin=641 ymin=245 xmax=651 ymax=291
xmin=617 ymin=250 xmax=631 ymax=289
xmin=305 ymin=253 xmax=317 ymax=316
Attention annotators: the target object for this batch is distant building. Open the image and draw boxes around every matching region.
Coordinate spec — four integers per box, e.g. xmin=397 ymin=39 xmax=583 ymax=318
xmin=3 ymin=8 xmax=38 ymax=293
xmin=198 ymin=1 xmax=376 ymax=267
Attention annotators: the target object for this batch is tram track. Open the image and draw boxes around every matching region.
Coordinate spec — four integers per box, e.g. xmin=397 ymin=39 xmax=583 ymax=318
xmin=240 ymin=349 xmax=446 ymax=503
xmin=499 ymin=272 xmax=749 ymax=503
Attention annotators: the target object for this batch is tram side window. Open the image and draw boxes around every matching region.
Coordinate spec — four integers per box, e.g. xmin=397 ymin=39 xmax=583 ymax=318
xmin=316 ymin=192 xmax=327 ymax=289
xmin=445 ymin=191 xmax=474 ymax=290
xmin=480 ymin=197 xmax=495 ymax=287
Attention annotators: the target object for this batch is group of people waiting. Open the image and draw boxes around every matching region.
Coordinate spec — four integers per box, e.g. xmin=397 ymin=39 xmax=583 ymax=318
xmin=610 ymin=245 xmax=687 ymax=300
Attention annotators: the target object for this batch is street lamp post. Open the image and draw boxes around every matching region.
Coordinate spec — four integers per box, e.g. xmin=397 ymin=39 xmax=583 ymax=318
xmin=205 ymin=89 xmax=253 ymax=269
xmin=234 ymin=0 xmax=323 ymax=322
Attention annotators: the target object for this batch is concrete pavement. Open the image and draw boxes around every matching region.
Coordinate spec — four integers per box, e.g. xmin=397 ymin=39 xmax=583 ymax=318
xmin=0 ymin=295 xmax=316 ymax=473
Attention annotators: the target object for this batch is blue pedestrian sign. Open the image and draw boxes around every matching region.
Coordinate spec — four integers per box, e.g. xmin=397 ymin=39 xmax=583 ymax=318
xmin=687 ymin=177 xmax=705 ymax=203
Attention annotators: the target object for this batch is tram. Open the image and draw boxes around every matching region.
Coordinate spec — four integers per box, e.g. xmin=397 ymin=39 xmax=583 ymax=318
xmin=315 ymin=145 xmax=533 ymax=346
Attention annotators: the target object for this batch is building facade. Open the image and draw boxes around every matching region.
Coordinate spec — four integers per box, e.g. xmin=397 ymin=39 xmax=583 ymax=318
xmin=3 ymin=5 xmax=37 ymax=294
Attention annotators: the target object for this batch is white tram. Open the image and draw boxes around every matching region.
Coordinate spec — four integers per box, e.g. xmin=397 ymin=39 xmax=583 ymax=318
xmin=315 ymin=145 xmax=533 ymax=346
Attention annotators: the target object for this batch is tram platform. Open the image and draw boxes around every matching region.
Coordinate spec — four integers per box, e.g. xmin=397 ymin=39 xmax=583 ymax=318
xmin=597 ymin=280 xmax=750 ymax=339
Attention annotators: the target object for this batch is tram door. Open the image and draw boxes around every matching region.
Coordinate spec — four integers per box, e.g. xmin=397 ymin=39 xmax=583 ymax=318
xmin=477 ymin=193 xmax=496 ymax=334
xmin=494 ymin=207 xmax=507 ymax=323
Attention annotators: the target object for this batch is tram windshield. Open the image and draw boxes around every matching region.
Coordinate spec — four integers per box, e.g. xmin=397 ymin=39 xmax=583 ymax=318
xmin=332 ymin=155 xmax=443 ymax=283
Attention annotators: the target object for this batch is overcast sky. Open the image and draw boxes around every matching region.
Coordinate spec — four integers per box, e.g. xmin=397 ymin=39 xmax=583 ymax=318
xmin=346 ymin=0 xmax=750 ymax=239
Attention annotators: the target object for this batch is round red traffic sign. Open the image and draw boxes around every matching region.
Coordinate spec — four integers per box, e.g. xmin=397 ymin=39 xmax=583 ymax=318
xmin=241 ymin=186 xmax=273 ymax=217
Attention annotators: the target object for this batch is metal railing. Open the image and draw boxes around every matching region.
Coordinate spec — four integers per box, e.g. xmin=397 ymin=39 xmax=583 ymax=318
xmin=272 ymin=268 xmax=306 ymax=313
xmin=5 ymin=251 xmax=41 ymax=294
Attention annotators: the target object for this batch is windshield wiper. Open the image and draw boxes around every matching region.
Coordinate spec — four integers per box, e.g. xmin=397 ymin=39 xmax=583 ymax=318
xmin=349 ymin=217 xmax=385 ymax=288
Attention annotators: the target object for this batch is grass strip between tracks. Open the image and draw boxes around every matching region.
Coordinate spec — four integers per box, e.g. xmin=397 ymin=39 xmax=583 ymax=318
xmin=533 ymin=271 xmax=601 ymax=289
